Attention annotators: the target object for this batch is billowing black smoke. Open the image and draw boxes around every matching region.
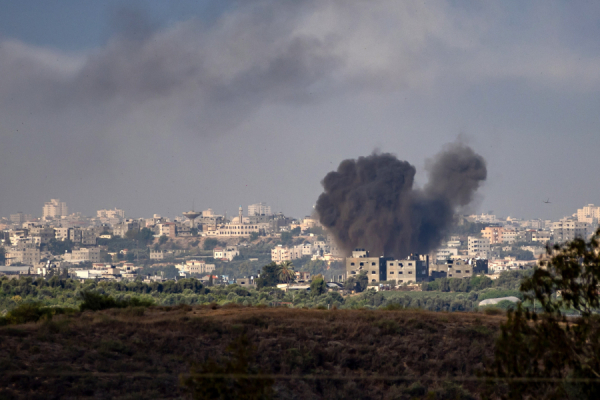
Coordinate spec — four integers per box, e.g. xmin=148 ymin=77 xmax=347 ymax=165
xmin=315 ymin=142 xmax=487 ymax=258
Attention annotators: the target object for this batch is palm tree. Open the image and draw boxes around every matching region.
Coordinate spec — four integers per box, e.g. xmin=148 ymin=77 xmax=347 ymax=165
xmin=278 ymin=261 xmax=295 ymax=283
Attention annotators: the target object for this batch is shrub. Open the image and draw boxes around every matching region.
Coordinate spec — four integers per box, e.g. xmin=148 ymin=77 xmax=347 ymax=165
xmin=79 ymin=291 xmax=154 ymax=312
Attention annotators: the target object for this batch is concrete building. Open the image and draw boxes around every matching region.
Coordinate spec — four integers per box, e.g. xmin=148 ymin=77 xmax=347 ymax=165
xmin=532 ymin=230 xmax=552 ymax=244
xmin=158 ymin=222 xmax=177 ymax=238
xmin=213 ymin=246 xmax=240 ymax=261
xmin=430 ymin=258 xmax=487 ymax=279
xmin=468 ymin=237 xmax=490 ymax=258
xmin=271 ymin=245 xmax=291 ymax=263
xmin=97 ymin=208 xmax=125 ymax=219
xmin=502 ymin=229 xmax=518 ymax=244
xmin=5 ymin=244 xmax=40 ymax=266
xmin=248 ymin=202 xmax=272 ymax=216
xmin=43 ymin=199 xmax=68 ymax=219
xmin=577 ymin=204 xmax=600 ymax=225
xmin=435 ymin=248 xmax=458 ymax=261
xmin=552 ymin=218 xmax=590 ymax=243
xmin=29 ymin=226 xmax=55 ymax=244
xmin=54 ymin=227 xmax=70 ymax=241
xmin=346 ymin=249 xmax=390 ymax=283
xmin=63 ymin=247 xmax=101 ymax=263
xmin=385 ymin=254 xmax=429 ymax=284
xmin=289 ymin=243 xmax=314 ymax=259
xmin=481 ymin=226 xmax=503 ymax=244
xmin=180 ymin=260 xmax=215 ymax=275
xmin=205 ymin=223 xmax=267 ymax=237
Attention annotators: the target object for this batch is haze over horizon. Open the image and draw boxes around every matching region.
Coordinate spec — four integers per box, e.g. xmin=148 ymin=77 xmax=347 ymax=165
xmin=1 ymin=1 xmax=599 ymax=221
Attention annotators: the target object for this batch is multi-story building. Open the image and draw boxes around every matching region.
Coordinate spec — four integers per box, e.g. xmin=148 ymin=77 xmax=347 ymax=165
xmin=289 ymin=243 xmax=314 ymax=259
xmin=502 ymin=229 xmax=518 ymax=244
xmin=181 ymin=260 xmax=215 ymax=275
xmin=97 ymin=208 xmax=125 ymax=220
xmin=204 ymin=223 xmax=268 ymax=237
xmin=577 ymin=204 xmax=600 ymax=225
xmin=113 ymin=219 xmax=141 ymax=238
xmin=430 ymin=258 xmax=488 ymax=279
xmin=345 ymin=249 xmax=390 ymax=283
xmin=481 ymin=226 xmax=503 ymax=244
xmin=468 ymin=237 xmax=490 ymax=258
xmin=29 ymin=226 xmax=55 ymax=244
xmin=532 ymin=230 xmax=552 ymax=244
xmin=157 ymin=222 xmax=177 ymax=238
xmin=5 ymin=244 xmax=41 ymax=266
xmin=248 ymin=202 xmax=272 ymax=217
xmin=271 ymin=245 xmax=291 ymax=263
xmin=385 ymin=254 xmax=429 ymax=284
xmin=63 ymin=247 xmax=101 ymax=263
xmin=552 ymin=218 xmax=590 ymax=243
xmin=436 ymin=248 xmax=458 ymax=261
xmin=43 ymin=199 xmax=68 ymax=219
xmin=213 ymin=246 xmax=240 ymax=261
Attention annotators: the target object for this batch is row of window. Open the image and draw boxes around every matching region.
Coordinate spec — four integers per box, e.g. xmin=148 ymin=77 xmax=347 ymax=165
xmin=389 ymin=271 xmax=413 ymax=274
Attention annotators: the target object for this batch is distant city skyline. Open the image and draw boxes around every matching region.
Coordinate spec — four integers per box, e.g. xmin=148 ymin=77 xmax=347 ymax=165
xmin=1 ymin=1 xmax=599 ymax=222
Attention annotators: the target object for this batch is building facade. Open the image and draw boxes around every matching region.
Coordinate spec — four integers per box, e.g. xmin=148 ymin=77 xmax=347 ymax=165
xmin=43 ymin=199 xmax=68 ymax=219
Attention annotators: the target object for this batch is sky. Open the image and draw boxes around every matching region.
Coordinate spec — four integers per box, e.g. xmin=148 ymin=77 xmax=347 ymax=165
xmin=1 ymin=0 xmax=599 ymax=221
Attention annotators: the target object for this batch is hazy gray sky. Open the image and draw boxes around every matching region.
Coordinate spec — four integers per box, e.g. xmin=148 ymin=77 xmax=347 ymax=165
xmin=1 ymin=0 xmax=599 ymax=221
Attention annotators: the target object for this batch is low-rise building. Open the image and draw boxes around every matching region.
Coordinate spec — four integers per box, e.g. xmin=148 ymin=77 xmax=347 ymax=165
xmin=346 ymin=249 xmax=390 ymax=283
xmin=63 ymin=247 xmax=101 ymax=263
xmin=468 ymin=237 xmax=490 ymax=258
xmin=385 ymin=254 xmax=429 ymax=284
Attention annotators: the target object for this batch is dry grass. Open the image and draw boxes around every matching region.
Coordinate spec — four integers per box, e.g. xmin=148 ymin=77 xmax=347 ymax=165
xmin=0 ymin=306 xmax=502 ymax=399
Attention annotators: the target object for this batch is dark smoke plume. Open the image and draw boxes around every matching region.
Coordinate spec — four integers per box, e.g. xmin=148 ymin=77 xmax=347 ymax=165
xmin=315 ymin=142 xmax=487 ymax=258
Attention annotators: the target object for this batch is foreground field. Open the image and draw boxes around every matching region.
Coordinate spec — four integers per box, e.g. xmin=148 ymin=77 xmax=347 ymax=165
xmin=0 ymin=305 xmax=502 ymax=399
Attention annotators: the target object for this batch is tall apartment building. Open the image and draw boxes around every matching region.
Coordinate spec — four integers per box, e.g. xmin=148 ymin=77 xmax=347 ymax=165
xmin=577 ymin=204 xmax=600 ymax=225
xmin=468 ymin=237 xmax=490 ymax=258
xmin=43 ymin=199 xmax=68 ymax=219
xmin=248 ymin=202 xmax=272 ymax=216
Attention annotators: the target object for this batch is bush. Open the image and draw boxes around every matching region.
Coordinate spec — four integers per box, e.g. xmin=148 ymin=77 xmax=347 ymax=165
xmin=79 ymin=291 xmax=154 ymax=312
xmin=0 ymin=302 xmax=76 ymax=325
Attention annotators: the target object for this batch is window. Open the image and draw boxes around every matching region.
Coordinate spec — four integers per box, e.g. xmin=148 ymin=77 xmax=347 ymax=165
xmin=456 ymin=270 xmax=461 ymax=273
xmin=351 ymin=271 xmax=356 ymax=275
xmin=371 ymin=279 xmax=376 ymax=282
xmin=350 ymin=262 xmax=355 ymax=266
xmin=399 ymin=271 xmax=403 ymax=274
xmin=360 ymin=262 xmax=364 ymax=266
xmin=371 ymin=271 xmax=376 ymax=274
xmin=399 ymin=280 xmax=403 ymax=283
xmin=371 ymin=262 xmax=376 ymax=266
xmin=389 ymin=263 xmax=394 ymax=266
xmin=408 ymin=271 xmax=413 ymax=274
xmin=390 ymin=271 xmax=394 ymax=274
xmin=465 ymin=270 xmax=470 ymax=274
xmin=448 ymin=274 xmax=452 ymax=277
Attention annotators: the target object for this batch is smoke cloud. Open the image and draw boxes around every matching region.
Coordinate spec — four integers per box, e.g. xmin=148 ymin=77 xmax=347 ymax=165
xmin=315 ymin=142 xmax=487 ymax=258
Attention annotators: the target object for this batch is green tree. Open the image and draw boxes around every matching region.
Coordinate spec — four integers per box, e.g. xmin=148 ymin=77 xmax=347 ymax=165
xmin=310 ymin=274 xmax=327 ymax=296
xmin=255 ymin=262 xmax=280 ymax=288
xmin=159 ymin=235 xmax=169 ymax=245
xmin=136 ymin=228 xmax=155 ymax=244
xmin=204 ymin=238 xmax=219 ymax=251
xmin=46 ymin=238 xmax=74 ymax=255
xmin=488 ymin=228 xmax=600 ymax=399
xmin=249 ymin=232 xmax=259 ymax=241
xmin=277 ymin=261 xmax=295 ymax=283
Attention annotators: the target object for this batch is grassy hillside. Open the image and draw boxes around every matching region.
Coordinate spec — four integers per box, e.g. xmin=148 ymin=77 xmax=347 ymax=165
xmin=0 ymin=306 xmax=502 ymax=399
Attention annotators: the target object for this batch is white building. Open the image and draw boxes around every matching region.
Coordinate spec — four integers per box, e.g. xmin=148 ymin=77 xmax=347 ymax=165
xmin=271 ymin=245 xmax=291 ymax=263
xmin=213 ymin=246 xmax=239 ymax=261
xmin=63 ymin=247 xmax=101 ymax=263
xmin=43 ymin=199 xmax=68 ymax=219
xmin=577 ymin=204 xmax=600 ymax=225
xmin=435 ymin=248 xmax=458 ymax=261
xmin=248 ymin=202 xmax=272 ymax=216
xmin=178 ymin=260 xmax=215 ymax=275
xmin=97 ymin=208 xmax=125 ymax=220
xmin=468 ymin=236 xmax=490 ymax=258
